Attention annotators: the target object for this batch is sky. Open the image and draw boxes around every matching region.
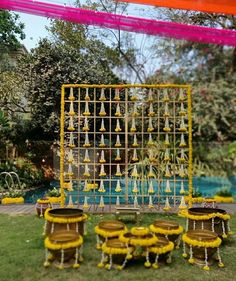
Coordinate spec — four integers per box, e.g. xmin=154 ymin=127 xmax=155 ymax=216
xmin=18 ymin=12 xmax=51 ymax=51
xmin=18 ymin=0 xmax=79 ymax=50
xmin=14 ymin=0 xmax=159 ymax=81
xmin=16 ymin=0 xmax=153 ymax=51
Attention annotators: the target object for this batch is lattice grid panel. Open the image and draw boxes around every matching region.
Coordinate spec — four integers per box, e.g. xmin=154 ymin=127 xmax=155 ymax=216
xmin=60 ymin=84 xmax=192 ymax=212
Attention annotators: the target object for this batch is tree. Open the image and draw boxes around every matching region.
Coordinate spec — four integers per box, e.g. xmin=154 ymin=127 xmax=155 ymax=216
xmin=146 ymin=10 xmax=236 ymax=142
xmin=51 ymin=0 xmax=150 ymax=83
xmin=0 ymin=10 xmax=27 ymax=116
xmin=20 ymin=37 xmax=120 ymax=139
xmin=0 ymin=10 xmax=25 ymax=53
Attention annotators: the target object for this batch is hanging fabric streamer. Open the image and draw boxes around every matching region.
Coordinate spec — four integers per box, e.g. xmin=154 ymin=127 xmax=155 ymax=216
xmin=1 ymin=0 xmax=236 ymax=46
xmin=115 ymin=0 xmax=236 ymax=16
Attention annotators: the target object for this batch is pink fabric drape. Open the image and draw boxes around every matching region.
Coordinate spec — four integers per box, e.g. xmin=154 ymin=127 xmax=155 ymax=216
xmin=0 ymin=0 xmax=236 ymax=46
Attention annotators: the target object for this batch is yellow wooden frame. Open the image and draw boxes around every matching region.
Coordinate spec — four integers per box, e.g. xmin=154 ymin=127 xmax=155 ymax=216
xmin=60 ymin=84 xmax=192 ymax=209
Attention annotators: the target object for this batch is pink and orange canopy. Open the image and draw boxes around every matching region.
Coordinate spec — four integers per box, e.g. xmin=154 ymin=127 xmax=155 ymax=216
xmin=0 ymin=0 xmax=236 ymax=46
xmin=118 ymin=0 xmax=236 ymax=15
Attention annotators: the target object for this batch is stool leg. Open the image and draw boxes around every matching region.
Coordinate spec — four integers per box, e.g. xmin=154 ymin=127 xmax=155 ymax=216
xmin=144 ymin=250 xmax=151 ymax=268
xmin=105 ymin=254 xmax=113 ymax=270
xmin=42 ymin=220 xmax=47 ymax=236
xmin=73 ymin=247 xmax=80 ymax=268
xmin=176 ymin=235 xmax=181 ymax=249
xmin=217 ymin=247 xmax=224 ymax=268
xmin=152 ymin=254 xmax=159 ymax=269
xmin=44 ymin=248 xmax=50 ymax=267
xmin=203 ymin=247 xmax=209 ymax=270
xmin=97 ymin=251 xmax=106 ymax=268
xmin=96 ymin=234 xmax=101 ymax=250
xmin=188 ymin=245 xmax=194 ymax=264
xmin=58 ymin=249 xmax=64 ymax=270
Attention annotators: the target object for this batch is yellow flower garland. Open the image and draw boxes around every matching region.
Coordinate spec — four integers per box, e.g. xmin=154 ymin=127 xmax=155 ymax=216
xmin=179 ymin=210 xmax=230 ymax=221
xmin=44 ymin=235 xmax=83 ymax=250
xmin=182 ymin=233 xmax=222 ymax=248
xmin=149 ymin=224 xmax=183 ymax=235
xmin=95 ymin=226 xmax=128 ymax=238
xmin=2 ymin=197 xmax=24 ymax=204
xmin=87 ymin=183 xmax=98 ymax=190
xmin=37 ymin=198 xmax=51 ymax=204
xmin=119 ymin=233 xmax=158 ymax=247
xmin=44 ymin=209 xmax=88 ymax=223
xmin=48 ymin=197 xmax=62 ymax=204
xmin=148 ymin=241 xmax=174 ymax=254
xmin=101 ymin=243 xmax=134 ymax=255
xmin=185 ymin=196 xmax=234 ymax=204
xmin=131 ymin=227 xmax=149 ymax=236
xmin=214 ymin=196 xmax=234 ymax=203
xmin=185 ymin=196 xmax=204 ymax=203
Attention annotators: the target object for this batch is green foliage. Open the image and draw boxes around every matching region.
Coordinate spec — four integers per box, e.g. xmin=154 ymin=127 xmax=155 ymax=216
xmin=0 ymin=10 xmax=25 ymax=53
xmin=0 ymin=70 xmax=28 ymax=116
xmin=215 ymin=187 xmax=233 ymax=197
xmin=193 ymin=141 xmax=236 ymax=177
xmin=20 ymin=37 xmax=120 ymax=136
xmin=146 ymin=10 xmax=236 ymax=177
xmin=3 ymin=190 xmax=25 ymax=198
xmin=192 ymin=188 xmax=202 ymax=198
xmin=148 ymin=11 xmax=236 ymax=142
xmin=0 ymin=109 xmax=9 ymax=133
xmin=46 ymin=187 xmax=60 ymax=197
xmin=0 ymin=159 xmax=45 ymax=189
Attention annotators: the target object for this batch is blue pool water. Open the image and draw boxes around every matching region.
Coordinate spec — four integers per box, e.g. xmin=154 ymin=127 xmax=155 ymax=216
xmin=24 ymin=176 xmax=236 ymax=204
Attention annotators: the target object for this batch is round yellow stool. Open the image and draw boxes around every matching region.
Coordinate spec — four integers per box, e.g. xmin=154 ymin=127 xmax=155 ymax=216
xmin=95 ymin=220 xmax=127 ymax=250
xmin=44 ymin=230 xmax=83 ymax=269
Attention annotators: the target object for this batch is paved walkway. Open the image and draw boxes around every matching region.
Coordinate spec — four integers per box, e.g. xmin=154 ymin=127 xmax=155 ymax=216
xmin=0 ymin=203 xmax=236 ymax=215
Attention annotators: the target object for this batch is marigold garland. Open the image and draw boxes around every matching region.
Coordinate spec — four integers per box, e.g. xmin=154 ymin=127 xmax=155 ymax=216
xmin=131 ymin=227 xmax=149 ymax=236
xmin=119 ymin=233 xmax=158 ymax=247
xmin=87 ymin=183 xmax=98 ymax=189
xmin=185 ymin=196 xmax=204 ymax=203
xmin=48 ymin=197 xmax=62 ymax=204
xmin=185 ymin=196 xmax=234 ymax=204
xmin=95 ymin=226 xmax=128 ymax=238
xmin=214 ymin=196 xmax=234 ymax=203
xmin=148 ymin=241 xmax=174 ymax=254
xmin=44 ymin=209 xmax=88 ymax=223
xmin=2 ymin=197 xmax=24 ymax=204
xmin=182 ymin=233 xmax=222 ymax=248
xmin=150 ymin=224 xmax=183 ymax=235
xmin=101 ymin=243 xmax=134 ymax=255
xmin=37 ymin=198 xmax=51 ymax=204
xmin=179 ymin=210 xmax=230 ymax=221
xmin=44 ymin=235 xmax=83 ymax=250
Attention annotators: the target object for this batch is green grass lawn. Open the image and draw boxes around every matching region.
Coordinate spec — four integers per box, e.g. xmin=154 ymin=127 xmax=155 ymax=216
xmin=0 ymin=212 xmax=235 ymax=281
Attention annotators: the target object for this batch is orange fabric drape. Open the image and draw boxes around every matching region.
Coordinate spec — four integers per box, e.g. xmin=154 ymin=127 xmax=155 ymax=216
xmin=118 ymin=0 xmax=236 ymax=15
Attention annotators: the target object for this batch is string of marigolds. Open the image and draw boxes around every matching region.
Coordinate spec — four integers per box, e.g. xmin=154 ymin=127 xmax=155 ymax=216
xmin=93 ymin=214 xmax=233 ymax=271
xmin=182 ymin=233 xmax=223 ymax=270
xmin=42 ymin=208 xmax=87 ymax=269
xmin=60 ymin=85 xmax=192 ymax=211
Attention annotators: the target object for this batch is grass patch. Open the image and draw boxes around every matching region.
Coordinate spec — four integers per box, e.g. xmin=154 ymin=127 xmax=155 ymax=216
xmin=0 ymin=213 xmax=236 ymax=281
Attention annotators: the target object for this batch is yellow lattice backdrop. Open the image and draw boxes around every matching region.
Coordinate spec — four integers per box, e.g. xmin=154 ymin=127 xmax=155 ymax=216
xmin=60 ymin=84 xmax=192 ymax=212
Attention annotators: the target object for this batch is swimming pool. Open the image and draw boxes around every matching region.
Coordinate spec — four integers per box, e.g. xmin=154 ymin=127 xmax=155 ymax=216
xmin=24 ymin=176 xmax=236 ymax=203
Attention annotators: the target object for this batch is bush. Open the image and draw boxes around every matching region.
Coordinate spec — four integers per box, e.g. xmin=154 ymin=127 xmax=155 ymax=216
xmin=215 ymin=187 xmax=233 ymax=197
xmin=46 ymin=187 xmax=60 ymax=197
xmin=0 ymin=159 xmax=46 ymax=189
xmin=4 ymin=190 xmax=25 ymax=198
xmin=192 ymin=188 xmax=202 ymax=198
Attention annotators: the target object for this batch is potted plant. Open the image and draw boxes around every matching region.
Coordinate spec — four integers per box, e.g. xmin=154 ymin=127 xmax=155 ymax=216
xmin=214 ymin=188 xmax=234 ymax=203
xmin=46 ymin=187 xmax=62 ymax=204
xmin=1 ymin=190 xmax=25 ymax=204
xmin=185 ymin=189 xmax=204 ymax=203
